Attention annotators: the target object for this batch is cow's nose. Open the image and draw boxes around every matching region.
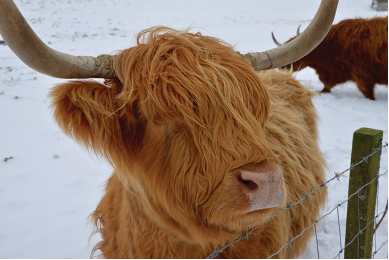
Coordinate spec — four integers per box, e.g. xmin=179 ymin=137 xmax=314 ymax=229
xmin=235 ymin=162 xmax=285 ymax=212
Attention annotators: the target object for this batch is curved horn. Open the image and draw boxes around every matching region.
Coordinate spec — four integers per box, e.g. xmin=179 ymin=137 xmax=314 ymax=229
xmin=0 ymin=0 xmax=116 ymax=79
xmin=242 ymin=0 xmax=338 ymax=71
xmin=297 ymin=25 xmax=302 ymax=35
xmin=271 ymin=32 xmax=282 ymax=47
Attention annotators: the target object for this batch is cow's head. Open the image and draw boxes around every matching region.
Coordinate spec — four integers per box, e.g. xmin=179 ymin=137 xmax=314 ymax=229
xmin=49 ymin=28 xmax=285 ymax=244
xmin=0 ymin=0 xmax=338 ymax=245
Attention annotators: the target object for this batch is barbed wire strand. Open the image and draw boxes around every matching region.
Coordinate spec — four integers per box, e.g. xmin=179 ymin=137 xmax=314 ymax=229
xmin=205 ymin=143 xmax=388 ymax=259
xmin=334 ymin=142 xmax=387 ymax=180
xmin=205 ymin=231 xmax=251 ymax=259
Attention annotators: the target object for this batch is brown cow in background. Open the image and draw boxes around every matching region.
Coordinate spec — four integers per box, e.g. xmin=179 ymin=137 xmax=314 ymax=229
xmin=273 ymin=17 xmax=388 ymax=100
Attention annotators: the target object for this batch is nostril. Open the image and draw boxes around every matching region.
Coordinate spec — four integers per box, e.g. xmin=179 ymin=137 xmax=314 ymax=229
xmin=235 ymin=164 xmax=284 ymax=212
xmin=237 ymin=174 xmax=258 ymax=191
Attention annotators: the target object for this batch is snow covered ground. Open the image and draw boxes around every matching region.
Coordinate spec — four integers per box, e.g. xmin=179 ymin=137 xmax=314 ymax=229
xmin=0 ymin=0 xmax=387 ymax=258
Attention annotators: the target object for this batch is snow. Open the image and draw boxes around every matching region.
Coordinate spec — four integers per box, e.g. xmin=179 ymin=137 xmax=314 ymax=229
xmin=0 ymin=0 xmax=387 ymax=258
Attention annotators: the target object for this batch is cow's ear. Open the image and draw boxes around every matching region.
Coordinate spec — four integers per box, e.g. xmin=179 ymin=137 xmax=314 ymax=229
xmin=49 ymin=80 xmax=128 ymax=160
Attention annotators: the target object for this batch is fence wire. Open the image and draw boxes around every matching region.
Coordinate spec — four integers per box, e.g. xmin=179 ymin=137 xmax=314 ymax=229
xmin=332 ymin=209 xmax=387 ymax=259
xmin=206 ymin=142 xmax=388 ymax=259
xmin=269 ymin=171 xmax=388 ymax=259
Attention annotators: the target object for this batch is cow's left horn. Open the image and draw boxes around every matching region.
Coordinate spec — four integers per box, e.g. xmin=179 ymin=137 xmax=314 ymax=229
xmin=242 ymin=0 xmax=338 ymax=70
xmin=0 ymin=0 xmax=116 ymax=79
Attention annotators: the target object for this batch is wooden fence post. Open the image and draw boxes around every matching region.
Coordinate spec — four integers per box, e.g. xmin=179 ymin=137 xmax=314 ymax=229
xmin=345 ymin=128 xmax=383 ymax=259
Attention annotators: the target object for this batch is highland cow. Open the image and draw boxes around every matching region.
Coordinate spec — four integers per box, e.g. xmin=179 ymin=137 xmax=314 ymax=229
xmin=0 ymin=0 xmax=339 ymax=258
xmin=50 ymin=29 xmax=328 ymax=258
xmin=272 ymin=17 xmax=388 ymax=100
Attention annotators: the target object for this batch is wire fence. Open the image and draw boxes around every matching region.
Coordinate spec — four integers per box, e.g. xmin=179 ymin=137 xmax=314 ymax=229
xmin=206 ymin=142 xmax=388 ymax=259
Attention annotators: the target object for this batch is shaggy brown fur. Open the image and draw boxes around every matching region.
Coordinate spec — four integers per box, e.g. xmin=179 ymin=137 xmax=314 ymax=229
xmin=49 ymin=27 xmax=326 ymax=258
xmin=282 ymin=17 xmax=388 ymax=100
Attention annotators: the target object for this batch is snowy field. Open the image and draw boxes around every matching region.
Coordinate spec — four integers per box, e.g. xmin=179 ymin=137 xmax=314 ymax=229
xmin=0 ymin=0 xmax=387 ymax=258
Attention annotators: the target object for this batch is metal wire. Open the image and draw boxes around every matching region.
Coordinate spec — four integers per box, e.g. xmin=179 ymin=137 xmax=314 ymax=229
xmin=373 ymin=177 xmax=380 ymax=259
xmin=371 ymin=240 xmax=388 ymax=259
xmin=334 ymin=211 xmax=385 ymax=259
xmin=314 ymin=223 xmax=320 ymax=259
xmin=267 ymin=171 xmax=388 ymax=259
xmin=357 ymin=189 xmax=361 ymax=259
xmin=287 ymin=242 xmax=294 ymax=259
xmin=336 ymin=205 xmax=342 ymax=258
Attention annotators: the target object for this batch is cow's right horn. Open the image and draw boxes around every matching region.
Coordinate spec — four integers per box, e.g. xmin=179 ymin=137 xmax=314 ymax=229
xmin=0 ymin=0 xmax=116 ymax=79
xmin=271 ymin=24 xmax=302 ymax=47
xmin=242 ymin=0 xmax=338 ymax=71
xmin=271 ymin=32 xmax=282 ymax=47
xmin=296 ymin=25 xmax=302 ymax=35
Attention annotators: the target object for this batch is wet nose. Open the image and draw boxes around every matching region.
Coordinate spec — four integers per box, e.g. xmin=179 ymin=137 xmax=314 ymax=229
xmin=235 ymin=162 xmax=285 ymax=212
